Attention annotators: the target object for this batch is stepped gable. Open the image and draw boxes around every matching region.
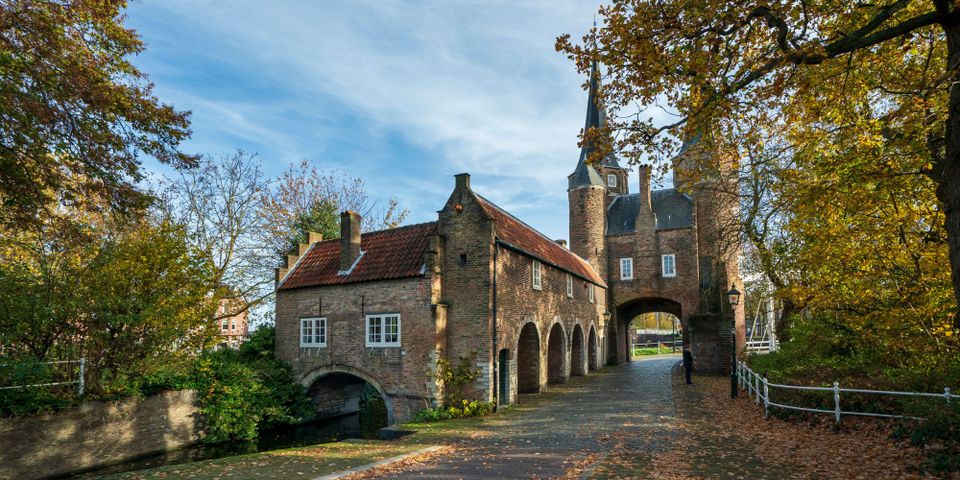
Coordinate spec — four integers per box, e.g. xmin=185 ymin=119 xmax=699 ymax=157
xmin=475 ymin=195 xmax=606 ymax=287
xmin=278 ymin=222 xmax=437 ymax=290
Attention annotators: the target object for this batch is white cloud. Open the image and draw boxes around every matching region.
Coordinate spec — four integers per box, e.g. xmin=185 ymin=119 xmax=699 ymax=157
xmin=129 ymin=0 xmax=613 ymax=239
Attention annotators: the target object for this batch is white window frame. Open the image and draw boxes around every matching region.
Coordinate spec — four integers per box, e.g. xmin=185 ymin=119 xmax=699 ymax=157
xmin=607 ymin=174 xmax=617 ymax=187
xmin=532 ymin=260 xmax=542 ymax=290
xmin=620 ymin=257 xmax=634 ymax=280
xmin=566 ymin=274 xmax=573 ymax=298
xmin=300 ymin=317 xmax=327 ymax=347
xmin=662 ymin=254 xmax=677 ymax=278
xmin=588 ymin=284 xmax=595 ymax=303
xmin=365 ymin=314 xmax=401 ymax=347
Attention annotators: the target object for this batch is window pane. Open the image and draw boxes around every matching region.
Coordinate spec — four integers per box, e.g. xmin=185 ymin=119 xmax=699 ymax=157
xmin=317 ymin=319 xmax=325 ymax=344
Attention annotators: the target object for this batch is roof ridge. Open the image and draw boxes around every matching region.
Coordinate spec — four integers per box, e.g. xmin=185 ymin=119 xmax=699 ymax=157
xmin=361 ymin=220 xmax=437 ymax=236
xmin=475 ymin=194 xmax=564 ymax=246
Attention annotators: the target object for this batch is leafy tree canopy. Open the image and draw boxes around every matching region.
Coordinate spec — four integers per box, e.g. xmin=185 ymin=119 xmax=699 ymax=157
xmin=0 ymin=0 xmax=195 ymax=227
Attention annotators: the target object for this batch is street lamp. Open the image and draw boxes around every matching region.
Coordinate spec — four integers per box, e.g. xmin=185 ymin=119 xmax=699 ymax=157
xmin=727 ymin=286 xmax=741 ymax=399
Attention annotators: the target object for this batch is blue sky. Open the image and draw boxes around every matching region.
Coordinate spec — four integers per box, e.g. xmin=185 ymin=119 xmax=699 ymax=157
xmin=126 ymin=0 xmax=644 ymax=241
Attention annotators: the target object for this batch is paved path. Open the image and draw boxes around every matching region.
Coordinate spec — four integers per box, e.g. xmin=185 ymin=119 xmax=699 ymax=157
xmin=368 ymin=355 xmax=681 ymax=479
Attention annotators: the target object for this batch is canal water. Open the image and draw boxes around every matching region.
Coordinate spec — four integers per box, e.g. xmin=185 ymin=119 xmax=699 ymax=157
xmin=63 ymin=414 xmax=361 ymax=479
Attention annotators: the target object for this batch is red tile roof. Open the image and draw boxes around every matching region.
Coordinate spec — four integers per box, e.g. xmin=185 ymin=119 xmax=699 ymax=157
xmin=476 ymin=195 xmax=606 ymax=287
xmin=278 ymin=222 xmax=437 ymax=290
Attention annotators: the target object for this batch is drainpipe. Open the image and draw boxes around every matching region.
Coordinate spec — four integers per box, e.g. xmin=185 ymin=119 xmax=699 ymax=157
xmin=492 ymin=242 xmax=499 ymax=410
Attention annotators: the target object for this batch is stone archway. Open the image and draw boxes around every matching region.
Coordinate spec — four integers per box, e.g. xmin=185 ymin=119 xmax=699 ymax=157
xmin=301 ymin=364 xmax=395 ymax=426
xmin=570 ymin=324 xmax=585 ymax=376
xmin=547 ymin=322 xmax=567 ymax=384
xmin=588 ymin=324 xmax=599 ymax=371
xmin=614 ymin=297 xmax=684 ymax=364
xmin=517 ymin=322 xmax=541 ymax=394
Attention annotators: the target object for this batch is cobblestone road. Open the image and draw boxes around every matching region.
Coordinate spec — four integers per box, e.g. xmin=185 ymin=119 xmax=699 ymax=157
xmin=369 ymin=355 xmax=681 ymax=479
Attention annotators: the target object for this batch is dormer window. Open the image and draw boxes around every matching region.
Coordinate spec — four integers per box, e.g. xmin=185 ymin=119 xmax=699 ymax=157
xmin=607 ymin=174 xmax=617 ymax=188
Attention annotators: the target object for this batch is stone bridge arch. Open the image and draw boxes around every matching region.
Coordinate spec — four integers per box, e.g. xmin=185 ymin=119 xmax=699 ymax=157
xmin=300 ymin=364 xmax=395 ymax=425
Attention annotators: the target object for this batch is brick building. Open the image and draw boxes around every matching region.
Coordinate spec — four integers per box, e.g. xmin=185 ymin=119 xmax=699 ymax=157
xmin=216 ymin=298 xmax=249 ymax=348
xmin=567 ymin=61 xmax=746 ymax=373
xmin=275 ymin=177 xmax=608 ymax=423
xmin=274 ymin=61 xmax=743 ymax=425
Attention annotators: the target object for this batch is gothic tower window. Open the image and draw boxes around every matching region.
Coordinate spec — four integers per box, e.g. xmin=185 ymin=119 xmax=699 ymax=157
xmin=606 ymin=174 xmax=617 ymax=188
xmin=662 ymin=254 xmax=676 ymax=278
xmin=619 ymin=258 xmax=633 ymax=280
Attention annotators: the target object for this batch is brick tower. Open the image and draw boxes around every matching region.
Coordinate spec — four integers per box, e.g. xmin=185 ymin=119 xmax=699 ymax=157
xmin=567 ymin=63 xmax=745 ymax=373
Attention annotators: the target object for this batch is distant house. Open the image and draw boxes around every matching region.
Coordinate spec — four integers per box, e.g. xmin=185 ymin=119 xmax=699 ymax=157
xmin=216 ymin=298 xmax=249 ymax=348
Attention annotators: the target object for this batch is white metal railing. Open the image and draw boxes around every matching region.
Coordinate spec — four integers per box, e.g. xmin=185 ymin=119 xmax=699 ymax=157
xmin=736 ymin=359 xmax=952 ymax=424
xmin=632 ymin=340 xmax=683 ymax=354
xmin=0 ymin=358 xmax=85 ymax=396
xmin=745 ymin=340 xmax=772 ymax=352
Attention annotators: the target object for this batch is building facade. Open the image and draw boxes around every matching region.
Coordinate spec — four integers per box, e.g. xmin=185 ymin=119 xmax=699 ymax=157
xmin=275 ymin=176 xmax=608 ymax=423
xmin=274 ymin=62 xmax=744 ymax=424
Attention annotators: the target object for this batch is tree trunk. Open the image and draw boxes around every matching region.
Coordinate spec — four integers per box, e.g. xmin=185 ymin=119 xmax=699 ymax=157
xmin=942 ymin=22 xmax=960 ymax=330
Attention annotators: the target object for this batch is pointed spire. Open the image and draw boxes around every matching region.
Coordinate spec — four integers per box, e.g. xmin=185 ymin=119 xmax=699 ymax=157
xmin=577 ymin=59 xmax=622 ymax=171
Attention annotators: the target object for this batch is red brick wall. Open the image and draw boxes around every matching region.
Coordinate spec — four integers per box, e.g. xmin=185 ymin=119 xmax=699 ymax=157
xmin=436 ymin=178 xmax=495 ymax=402
xmin=493 ymin=246 xmax=607 ymax=403
xmin=568 ymin=185 xmax=608 ymax=280
xmin=275 ymin=276 xmax=439 ymax=423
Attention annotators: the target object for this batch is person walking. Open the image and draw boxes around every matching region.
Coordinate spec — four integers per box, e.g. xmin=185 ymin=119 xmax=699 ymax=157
xmin=682 ymin=347 xmax=694 ymax=384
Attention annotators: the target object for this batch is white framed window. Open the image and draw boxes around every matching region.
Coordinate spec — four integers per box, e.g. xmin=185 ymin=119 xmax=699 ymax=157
xmin=566 ymin=274 xmax=573 ymax=298
xmin=532 ymin=260 xmax=542 ymax=290
xmin=607 ymin=174 xmax=617 ymax=187
xmin=221 ymin=319 xmax=229 ymax=331
xmin=300 ymin=317 xmax=327 ymax=347
xmin=620 ymin=257 xmax=633 ymax=280
xmin=366 ymin=314 xmax=400 ymax=347
xmin=662 ymin=254 xmax=676 ymax=278
xmin=588 ymin=284 xmax=595 ymax=303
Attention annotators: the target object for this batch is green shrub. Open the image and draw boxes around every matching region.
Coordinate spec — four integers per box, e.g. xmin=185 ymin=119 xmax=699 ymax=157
xmin=0 ymin=359 xmax=76 ymax=416
xmin=413 ymin=400 xmax=495 ymax=423
xmin=359 ymin=383 xmax=388 ymax=438
xmin=189 ymin=327 xmax=311 ymax=443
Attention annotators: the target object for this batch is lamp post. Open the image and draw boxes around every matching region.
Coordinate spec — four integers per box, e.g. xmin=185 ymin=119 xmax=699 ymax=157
xmin=727 ymin=286 xmax=741 ymax=399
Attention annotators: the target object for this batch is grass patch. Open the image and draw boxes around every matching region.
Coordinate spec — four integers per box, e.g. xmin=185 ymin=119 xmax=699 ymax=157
xmin=632 ymin=347 xmax=678 ymax=356
xmin=99 ymin=415 xmax=491 ymax=480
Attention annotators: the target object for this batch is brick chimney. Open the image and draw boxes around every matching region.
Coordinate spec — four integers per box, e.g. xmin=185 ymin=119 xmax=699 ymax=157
xmin=455 ymin=173 xmax=470 ymax=191
xmin=339 ymin=211 xmax=362 ymax=273
xmin=638 ymin=165 xmax=653 ymax=210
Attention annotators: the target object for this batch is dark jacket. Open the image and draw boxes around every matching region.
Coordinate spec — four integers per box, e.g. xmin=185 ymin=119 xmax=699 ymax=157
xmin=682 ymin=350 xmax=693 ymax=369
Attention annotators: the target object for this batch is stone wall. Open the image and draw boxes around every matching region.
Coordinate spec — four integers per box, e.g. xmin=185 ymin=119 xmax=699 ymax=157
xmin=0 ymin=390 xmax=198 ymax=480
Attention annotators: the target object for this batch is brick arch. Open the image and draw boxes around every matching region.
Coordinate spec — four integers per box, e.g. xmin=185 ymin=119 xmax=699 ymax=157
xmin=516 ymin=321 xmax=541 ymax=394
xmin=570 ymin=323 xmax=586 ymax=376
xmin=546 ymin=320 xmax=567 ymax=385
xmin=615 ymin=297 xmax=684 ymax=364
xmin=300 ymin=363 xmax=395 ymax=425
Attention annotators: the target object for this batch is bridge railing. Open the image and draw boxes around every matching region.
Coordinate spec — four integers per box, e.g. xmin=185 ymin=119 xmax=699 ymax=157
xmin=0 ymin=358 xmax=85 ymax=396
xmin=735 ymin=359 xmax=953 ymax=425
